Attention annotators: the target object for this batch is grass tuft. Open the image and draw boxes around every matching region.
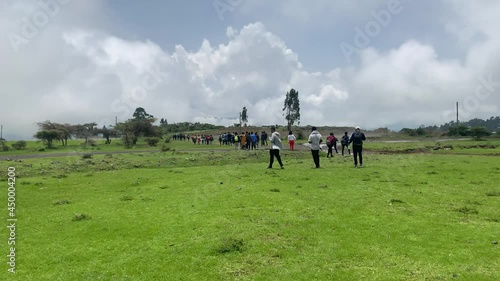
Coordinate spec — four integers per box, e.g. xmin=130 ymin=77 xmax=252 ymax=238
xmin=72 ymin=213 xmax=91 ymax=221
xmin=456 ymin=206 xmax=479 ymax=215
xmin=485 ymin=191 xmax=500 ymax=197
xmin=120 ymin=195 xmax=134 ymax=201
xmin=216 ymin=238 xmax=245 ymax=254
xmin=53 ymin=199 xmax=71 ymax=205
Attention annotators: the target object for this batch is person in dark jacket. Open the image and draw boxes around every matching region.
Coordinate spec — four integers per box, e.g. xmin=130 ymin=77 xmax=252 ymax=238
xmin=349 ymin=126 xmax=366 ymax=167
xmin=341 ymin=132 xmax=350 ymax=156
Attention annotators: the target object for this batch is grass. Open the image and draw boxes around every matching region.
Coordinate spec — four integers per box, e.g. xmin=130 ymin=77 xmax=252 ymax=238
xmin=0 ymin=146 xmax=499 ymax=280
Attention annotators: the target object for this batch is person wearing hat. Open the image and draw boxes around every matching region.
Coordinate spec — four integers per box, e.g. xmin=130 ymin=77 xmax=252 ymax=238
xmin=308 ymin=126 xmax=323 ymax=168
xmin=268 ymin=126 xmax=284 ymax=169
xmin=349 ymin=126 xmax=366 ymax=167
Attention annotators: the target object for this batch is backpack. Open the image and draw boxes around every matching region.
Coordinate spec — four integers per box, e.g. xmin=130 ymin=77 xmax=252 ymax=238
xmin=351 ymin=131 xmax=363 ymax=144
xmin=341 ymin=135 xmax=348 ymax=145
xmin=234 ymin=135 xmax=239 ymax=142
xmin=326 ymin=136 xmax=333 ymax=146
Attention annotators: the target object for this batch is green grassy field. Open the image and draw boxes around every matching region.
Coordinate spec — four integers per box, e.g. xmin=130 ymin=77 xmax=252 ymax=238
xmin=0 ymin=142 xmax=499 ymax=280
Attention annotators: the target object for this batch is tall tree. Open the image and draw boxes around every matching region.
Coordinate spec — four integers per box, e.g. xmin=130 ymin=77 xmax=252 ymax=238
xmin=133 ymin=107 xmax=154 ymax=120
xmin=73 ymin=122 xmax=98 ymax=145
xmin=283 ymin=88 xmax=301 ymax=131
xmin=36 ymin=121 xmax=73 ymax=146
xmin=469 ymin=127 xmax=491 ymax=140
xmin=99 ymin=125 xmax=118 ymax=144
xmin=34 ymin=130 xmax=61 ymax=148
xmin=115 ymin=107 xmax=162 ymax=148
xmin=241 ymin=107 xmax=248 ymax=127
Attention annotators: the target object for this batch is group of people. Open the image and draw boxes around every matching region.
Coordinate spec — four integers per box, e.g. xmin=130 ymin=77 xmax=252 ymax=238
xmin=268 ymin=126 xmax=366 ymax=169
xmin=173 ymin=132 xmax=270 ymax=149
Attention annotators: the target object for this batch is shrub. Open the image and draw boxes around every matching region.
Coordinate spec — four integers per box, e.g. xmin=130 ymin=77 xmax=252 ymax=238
xmin=145 ymin=137 xmax=161 ymax=147
xmin=81 ymin=153 xmax=93 ymax=159
xmin=11 ymin=140 xmax=27 ymax=150
xmin=297 ymin=131 xmax=305 ymax=140
xmin=161 ymin=145 xmax=171 ymax=152
xmin=0 ymin=141 xmax=10 ymax=151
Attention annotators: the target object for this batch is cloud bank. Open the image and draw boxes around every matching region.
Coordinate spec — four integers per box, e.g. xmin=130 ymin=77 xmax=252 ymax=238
xmin=1 ymin=0 xmax=499 ymax=140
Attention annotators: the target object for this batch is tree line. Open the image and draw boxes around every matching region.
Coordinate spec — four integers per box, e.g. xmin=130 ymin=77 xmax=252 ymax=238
xmin=29 ymin=88 xmax=303 ymax=149
xmin=400 ymin=116 xmax=500 ymax=139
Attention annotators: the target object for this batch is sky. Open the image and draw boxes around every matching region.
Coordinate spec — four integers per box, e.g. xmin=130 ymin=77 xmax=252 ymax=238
xmin=1 ymin=0 xmax=499 ymax=140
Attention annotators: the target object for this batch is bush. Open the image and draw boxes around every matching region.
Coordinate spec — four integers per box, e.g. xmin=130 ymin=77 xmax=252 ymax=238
xmin=11 ymin=140 xmax=27 ymax=150
xmin=81 ymin=153 xmax=93 ymax=159
xmin=297 ymin=131 xmax=305 ymax=140
xmin=145 ymin=137 xmax=161 ymax=147
xmin=0 ymin=141 xmax=10 ymax=151
xmin=161 ymin=145 xmax=171 ymax=152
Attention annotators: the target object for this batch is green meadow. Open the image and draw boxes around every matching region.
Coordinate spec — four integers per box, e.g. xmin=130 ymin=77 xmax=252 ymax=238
xmin=0 ymin=140 xmax=499 ymax=280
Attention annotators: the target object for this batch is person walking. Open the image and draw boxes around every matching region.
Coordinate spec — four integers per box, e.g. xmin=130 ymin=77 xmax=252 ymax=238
xmin=349 ymin=126 xmax=366 ymax=167
xmin=341 ymin=131 xmax=350 ymax=156
xmin=287 ymin=131 xmax=296 ymax=151
xmin=268 ymin=126 xmax=284 ymax=169
xmin=261 ymin=131 xmax=267 ymax=146
xmin=251 ymin=132 xmax=257 ymax=150
xmin=326 ymin=132 xmax=336 ymax=158
xmin=308 ymin=126 xmax=322 ymax=168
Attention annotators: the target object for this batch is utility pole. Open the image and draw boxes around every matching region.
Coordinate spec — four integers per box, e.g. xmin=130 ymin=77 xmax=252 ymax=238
xmin=239 ymin=112 xmax=242 ymax=135
xmin=456 ymin=102 xmax=459 ymax=125
xmin=0 ymin=125 xmax=3 ymax=140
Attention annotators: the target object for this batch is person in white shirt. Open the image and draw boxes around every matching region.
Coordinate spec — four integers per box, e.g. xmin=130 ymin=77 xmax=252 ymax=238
xmin=308 ymin=126 xmax=323 ymax=168
xmin=268 ymin=126 xmax=284 ymax=169
xmin=287 ymin=131 xmax=296 ymax=151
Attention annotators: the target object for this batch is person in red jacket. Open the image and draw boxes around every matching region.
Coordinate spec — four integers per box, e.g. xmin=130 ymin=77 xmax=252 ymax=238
xmin=326 ymin=132 xmax=336 ymax=158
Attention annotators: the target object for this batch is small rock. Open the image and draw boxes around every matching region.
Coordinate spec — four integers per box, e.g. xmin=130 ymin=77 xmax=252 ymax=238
xmin=492 ymin=241 xmax=498 ymax=245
